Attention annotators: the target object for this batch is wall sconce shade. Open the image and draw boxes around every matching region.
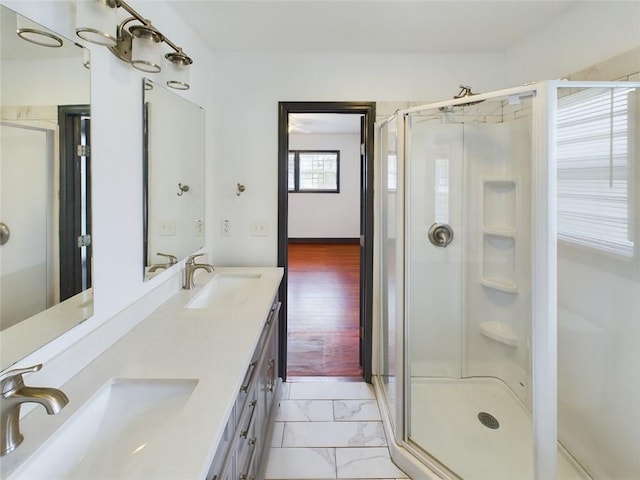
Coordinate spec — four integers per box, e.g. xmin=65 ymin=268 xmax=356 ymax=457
xmin=75 ymin=0 xmax=117 ymax=47
xmin=130 ymin=25 xmax=163 ymax=73
xmin=16 ymin=16 xmax=63 ymax=47
xmin=165 ymin=51 xmax=192 ymax=90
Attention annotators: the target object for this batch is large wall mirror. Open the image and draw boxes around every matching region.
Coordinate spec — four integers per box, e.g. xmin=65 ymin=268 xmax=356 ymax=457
xmin=143 ymin=78 xmax=205 ymax=280
xmin=0 ymin=5 xmax=92 ymax=370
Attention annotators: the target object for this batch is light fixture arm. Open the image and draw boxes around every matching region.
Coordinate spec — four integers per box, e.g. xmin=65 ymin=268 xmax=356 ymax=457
xmin=114 ymin=0 xmax=188 ymax=58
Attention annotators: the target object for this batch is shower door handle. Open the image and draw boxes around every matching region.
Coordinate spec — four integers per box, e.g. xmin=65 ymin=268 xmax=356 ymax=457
xmin=428 ymin=223 xmax=454 ymax=248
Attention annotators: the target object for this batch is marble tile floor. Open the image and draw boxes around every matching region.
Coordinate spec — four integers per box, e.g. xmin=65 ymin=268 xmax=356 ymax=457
xmin=265 ymin=381 xmax=409 ymax=480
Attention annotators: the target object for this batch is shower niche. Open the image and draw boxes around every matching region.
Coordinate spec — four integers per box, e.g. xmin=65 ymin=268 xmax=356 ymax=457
xmin=480 ymin=177 xmax=519 ymax=293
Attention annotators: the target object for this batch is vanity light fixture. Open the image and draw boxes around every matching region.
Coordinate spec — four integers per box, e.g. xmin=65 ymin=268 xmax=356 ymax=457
xmin=74 ymin=0 xmax=193 ymax=78
xmin=16 ymin=16 xmax=63 ymax=48
xmin=165 ymin=50 xmax=193 ymax=90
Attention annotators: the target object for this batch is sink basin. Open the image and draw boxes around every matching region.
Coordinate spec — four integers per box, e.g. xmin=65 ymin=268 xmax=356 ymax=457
xmin=186 ymin=273 xmax=262 ymax=309
xmin=13 ymin=378 xmax=197 ymax=479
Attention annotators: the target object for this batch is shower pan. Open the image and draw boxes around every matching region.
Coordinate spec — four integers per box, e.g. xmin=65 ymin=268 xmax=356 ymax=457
xmin=375 ymin=81 xmax=640 ymax=480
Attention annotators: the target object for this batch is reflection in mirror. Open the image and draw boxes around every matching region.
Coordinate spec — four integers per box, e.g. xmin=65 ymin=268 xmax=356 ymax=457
xmin=0 ymin=5 xmax=92 ymax=370
xmin=142 ymin=78 xmax=205 ymax=280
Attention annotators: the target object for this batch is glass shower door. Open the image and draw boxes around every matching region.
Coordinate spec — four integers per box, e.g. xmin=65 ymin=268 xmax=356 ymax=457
xmin=404 ymin=95 xmax=540 ymax=479
xmin=379 ymin=117 xmax=400 ymax=434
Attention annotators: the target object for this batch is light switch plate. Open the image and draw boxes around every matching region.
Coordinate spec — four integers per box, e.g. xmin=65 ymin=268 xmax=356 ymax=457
xmin=250 ymin=220 xmax=269 ymax=236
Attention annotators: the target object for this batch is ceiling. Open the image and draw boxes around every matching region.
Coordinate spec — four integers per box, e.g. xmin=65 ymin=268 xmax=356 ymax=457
xmin=169 ymin=1 xmax=582 ymax=133
xmin=169 ymin=0 xmax=579 ymax=54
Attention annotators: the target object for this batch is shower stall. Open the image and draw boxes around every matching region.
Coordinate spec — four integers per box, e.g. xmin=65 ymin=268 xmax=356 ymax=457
xmin=375 ymin=81 xmax=640 ymax=479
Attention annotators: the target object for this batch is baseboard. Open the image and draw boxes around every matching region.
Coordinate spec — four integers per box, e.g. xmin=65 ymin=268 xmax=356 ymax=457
xmin=288 ymin=237 xmax=360 ymax=244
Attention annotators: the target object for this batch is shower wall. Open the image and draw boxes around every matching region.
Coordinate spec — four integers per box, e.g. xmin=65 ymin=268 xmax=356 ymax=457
xmin=407 ymin=99 xmax=533 ymax=408
xmin=462 ymin=116 xmax=533 ymax=407
xmin=407 ymin=121 xmax=463 ymax=379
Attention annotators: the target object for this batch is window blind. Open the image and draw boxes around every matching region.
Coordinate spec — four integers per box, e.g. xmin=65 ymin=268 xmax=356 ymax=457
xmin=557 ymin=87 xmax=636 ymax=257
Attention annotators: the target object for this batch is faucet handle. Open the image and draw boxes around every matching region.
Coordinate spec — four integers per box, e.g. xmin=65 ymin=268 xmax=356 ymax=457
xmin=186 ymin=253 xmax=205 ymax=265
xmin=0 ymin=364 xmax=42 ymax=393
xmin=156 ymin=252 xmax=178 ymax=264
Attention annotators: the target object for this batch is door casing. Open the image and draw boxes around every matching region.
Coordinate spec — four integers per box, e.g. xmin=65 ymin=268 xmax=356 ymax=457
xmin=277 ymin=101 xmax=376 ymax=383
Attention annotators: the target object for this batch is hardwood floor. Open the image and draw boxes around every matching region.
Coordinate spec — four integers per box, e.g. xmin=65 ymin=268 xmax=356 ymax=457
xmin=286 ymin=242 xmax=362 ymax=378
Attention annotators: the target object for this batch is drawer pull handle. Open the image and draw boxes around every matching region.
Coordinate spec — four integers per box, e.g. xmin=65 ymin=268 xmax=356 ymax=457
xmin=240 ymin=400 xmax=257 ymax=439
xmin=240 ymin=362 xmax=257 ymax=393
xmin=266 ymin=301 xmax=281 ymax=325
xmin=239 ymin=437 xmax=258 ymax=480
xmin=266 ymin=359 xmax=275 ymax=393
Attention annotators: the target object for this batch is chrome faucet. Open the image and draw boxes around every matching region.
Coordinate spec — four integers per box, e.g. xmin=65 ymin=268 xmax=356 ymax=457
xmin=183 ymin=253 xmax=214 ymax=289
xmin=148 ymin=252 xmax=178 ymax=272
xmin=1 ymin=364 xmax=69 ymax=456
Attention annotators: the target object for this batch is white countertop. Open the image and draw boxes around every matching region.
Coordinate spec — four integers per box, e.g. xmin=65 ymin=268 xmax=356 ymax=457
xmin=2 ymin=267 xmax=283 ymax=480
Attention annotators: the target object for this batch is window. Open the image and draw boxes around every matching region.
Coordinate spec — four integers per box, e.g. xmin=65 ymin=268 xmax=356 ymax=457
xmin=288 ymin=150 xmax=340 ymax=193
xmin=557 ymin=87 xmax=637 ymax=257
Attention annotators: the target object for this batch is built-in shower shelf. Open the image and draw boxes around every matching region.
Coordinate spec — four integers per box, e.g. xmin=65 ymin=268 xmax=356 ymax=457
xmin=481 ymin=177 xmax=519 ymax=293
xmin=479 ymin=320 xmax=518 ymax=346
xmin=480 ymin=277 xmax=518 ymax=293
xmin=482 ymin=178 xmax=519 ymax=233
xmin=482 ymin=227 xmax=516 ymax=237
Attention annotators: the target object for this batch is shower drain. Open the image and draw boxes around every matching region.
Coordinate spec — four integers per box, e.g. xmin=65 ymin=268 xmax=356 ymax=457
xmin=478 ymin=412 xmax=500 ymax=429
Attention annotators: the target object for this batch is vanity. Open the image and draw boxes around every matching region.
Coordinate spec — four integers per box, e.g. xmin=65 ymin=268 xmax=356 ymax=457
xmin=1 ymin=267 xmax=283 ymax=479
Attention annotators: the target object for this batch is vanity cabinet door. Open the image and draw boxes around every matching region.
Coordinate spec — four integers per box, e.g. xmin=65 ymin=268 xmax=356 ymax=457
xmin=207 ymin=405 xmax=236 ymax=480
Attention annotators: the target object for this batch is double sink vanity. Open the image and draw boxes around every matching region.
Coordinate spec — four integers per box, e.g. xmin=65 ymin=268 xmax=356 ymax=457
xmin=1 ymin=267 xmax=283 ymax=480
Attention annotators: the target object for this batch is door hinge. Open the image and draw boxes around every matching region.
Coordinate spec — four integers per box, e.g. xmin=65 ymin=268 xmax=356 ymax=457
xmin=77 ymin=234 xmax=91 ymax=248
xmin=360 ymin=143 xmax=365 ymax=156
xmin=77 ymin=144 xmax=91 ymax=157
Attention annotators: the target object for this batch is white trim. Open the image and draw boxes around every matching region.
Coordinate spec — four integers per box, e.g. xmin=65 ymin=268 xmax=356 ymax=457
xmin=531 ymin=81 xmax=559 ymax=480
xmin=396 ymin=113 xmax=407 ymax=445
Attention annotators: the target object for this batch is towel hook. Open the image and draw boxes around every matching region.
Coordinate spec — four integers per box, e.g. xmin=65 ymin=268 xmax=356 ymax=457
xmin=177 ymin=183 xmax=190 ymax=196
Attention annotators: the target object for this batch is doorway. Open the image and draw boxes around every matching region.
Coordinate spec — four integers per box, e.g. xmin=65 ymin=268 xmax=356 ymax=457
xmin=277 ymin=102 xmax=376 ymax=383
xmin=58 ymin=105 xmax=92 ymax=302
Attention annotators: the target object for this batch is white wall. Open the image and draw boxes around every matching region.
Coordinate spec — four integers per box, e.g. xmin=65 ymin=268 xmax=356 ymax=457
xmin=288 ymin=132 xmax=360 ymax=239
xmin=1 ymin=0 xmax=216 ymax=388
xmin=210 ymin=52 xmax=506 ymax=266
xmin=505 ymin=1 xmax=640 ymax=85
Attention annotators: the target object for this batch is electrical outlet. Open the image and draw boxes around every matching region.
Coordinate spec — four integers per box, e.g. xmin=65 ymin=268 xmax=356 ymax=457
xmin=250 ymin=220 xmax=269 ymax=236
xmin=159 ymin=220 xmax=176 ymax=236
xmin=195 ymin=219 xmax=204 ymax=235
xmin=221 ymin=219 xmax=231 ymax=236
